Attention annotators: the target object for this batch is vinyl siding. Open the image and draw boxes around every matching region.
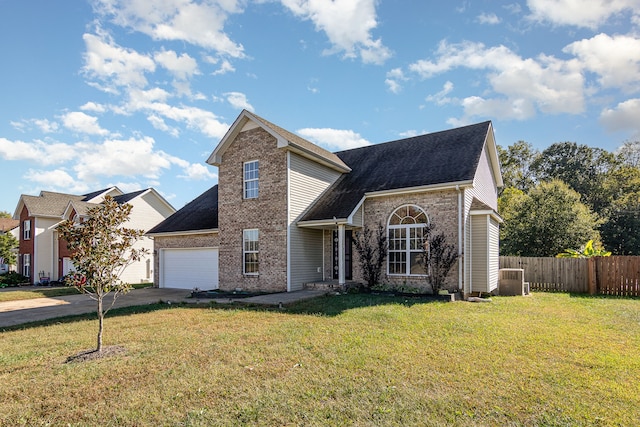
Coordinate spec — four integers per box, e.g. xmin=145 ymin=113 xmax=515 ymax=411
xmin=34 ymin=217 xmax=59 ymax=282
xmin=288 ymin=152 xmax=342 ymax=290
xmin=471 ymin=215 xmax=489 ymax=293
xmin=472 ymin=146 xmax=499 ymax=210
xmin=119 ymin=193 xmax=174 ymax=284
xmin=350 ymin=203 xmax=364 ymax=227
xmin=488 ymin=217 xmax=500 ymax=292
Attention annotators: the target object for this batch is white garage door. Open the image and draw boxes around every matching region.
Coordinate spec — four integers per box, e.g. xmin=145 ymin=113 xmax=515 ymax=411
xmin=161 ymin=248 xmax=219 ymax=290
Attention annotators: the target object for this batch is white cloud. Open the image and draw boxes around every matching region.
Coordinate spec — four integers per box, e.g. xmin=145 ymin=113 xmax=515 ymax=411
xmin=476 ymin=12 xmax=501 ymax=25
xmin=600 ymin=98 xmax=640 ymax=138
xmin=526 ymin=0 xmax=640 ymax=29
xmin=61 ymin=111 xmax=110 ymax=136
xmin=144 ymin=103 xmax=229 ymax=138
xmin=154 ymin=49 xmax=200 ymax=80
xmin=82 ymin=31 xmax=155 ymax=91
xmin=73 ymin=136 xmax=177 ymax=181
xmin=92 ymin=0 xmax=246 ymax=57
xmin=410 ymin=40 xmax=585 ymax=121
xmin=12 ymin=118 xmax=59 ymax=133
xmin=178 ymin=163 xmax=218 ymax=180
xmin=398 ymin=130 xmax=418 ymax=138
xmin=296 ymin=127 xmax=370 ymax=151
xmin=80 ymin=102 xmax=107 ymax=113
xmin=147 ymin=115 xmax=180 ymax=137
xmin=224 ymin=92 xmax=254 ymax=111
xmin=111 ymin=181 xmax=146 ymax=193
xmin=385 ymin=68 xmax=407 ymax=93
xmin=32 ymin=119 xmax=59 ymax=133
xmin=23 ymin=169 xmax=88 ymax=193
xmin=426 ymin=81 xmax=455 ymax=105
xmin=280 ymin=0 xmax=392 ymax=64
xmin=116 ymin=87 xmax=229 ymax=138
xmin=503 ymin=3 xmax=522 ymax=14
xmin=212 ymin=59 xmax=235 ymax=75
xmin=564 ymin=33 xmax=640 ymax=93
xmin=0 ymin=138 xmax=76 ymax=165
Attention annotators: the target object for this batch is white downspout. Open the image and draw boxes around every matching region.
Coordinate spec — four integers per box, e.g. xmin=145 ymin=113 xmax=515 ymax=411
xmin=338 ymin=223 xmax=346 ymax=287
xmin=456 ymin=185 xmax=463 ymax=294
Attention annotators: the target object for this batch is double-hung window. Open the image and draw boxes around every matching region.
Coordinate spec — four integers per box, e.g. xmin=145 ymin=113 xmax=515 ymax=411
xmin=388 ymin=205 xmax=428 ymax=276
xmin=22 ymin=253 xmax=31 ymax=277
xmin=243 ymin=160 xmax=259 ymax=199
xmin=243 ymin=229 xmax=259 ymax=275
xmin=23 ymin=220 xmax=31 ymax=240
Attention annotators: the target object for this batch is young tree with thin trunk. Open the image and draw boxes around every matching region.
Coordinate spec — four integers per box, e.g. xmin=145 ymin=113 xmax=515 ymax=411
xmin=57 ymin=196 xmax=148 ymax=353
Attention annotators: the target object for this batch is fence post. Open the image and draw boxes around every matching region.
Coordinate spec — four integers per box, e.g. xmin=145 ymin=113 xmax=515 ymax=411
xmin=587 ymin=257 xmax=597 ymax=295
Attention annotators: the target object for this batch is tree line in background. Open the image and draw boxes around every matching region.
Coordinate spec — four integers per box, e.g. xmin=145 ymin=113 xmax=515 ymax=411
xmin=498 ymin=140 xmax=640 ymax=257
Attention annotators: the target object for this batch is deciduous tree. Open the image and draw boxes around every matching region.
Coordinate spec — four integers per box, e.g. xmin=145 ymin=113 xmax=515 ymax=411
xmin=500 ymin=180 xmax=599 ymax=257
xmin=57 ymin=196 xmax=148 ymax=353
xmin=498 ymin=141 xmax=538 ymax=193
xmin=530 ymin=142 xmax=618 ymax=213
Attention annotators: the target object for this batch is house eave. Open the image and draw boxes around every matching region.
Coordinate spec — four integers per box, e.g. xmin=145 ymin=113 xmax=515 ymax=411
xmin=297 ymin=218 xmax=349 ymax=229
xmin=470 ymin=209 xmax=504 ymax=223
xmin=286 ymin=143 xmax=352 ymax=173
xmin=364 ymin=180 xmax=474 ymax=198
xmin=146 ymin=228 xmax=219 ymax=237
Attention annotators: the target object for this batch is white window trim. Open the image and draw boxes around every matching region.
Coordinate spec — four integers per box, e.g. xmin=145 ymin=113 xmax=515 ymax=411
xmin=243 ymin=229 xmax=259 ymax=275
xmin=243 ymin=160 xmax=259 ymax=199
xmin=23 ymin=253 xmax=31 ymax=277
xmin=23 ymin=220 xmax=31 ymax=240
xmin=387 ymin=205 xmax=429 ymax=277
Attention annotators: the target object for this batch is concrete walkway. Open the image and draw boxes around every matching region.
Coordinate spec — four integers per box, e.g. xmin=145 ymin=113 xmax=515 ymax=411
xmin=0 ymin=287 xmax=328 ymax=328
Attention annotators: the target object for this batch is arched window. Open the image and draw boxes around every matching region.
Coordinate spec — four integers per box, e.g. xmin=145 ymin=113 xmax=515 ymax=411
xmin=388 ymin=205 xmax=428 ymax=276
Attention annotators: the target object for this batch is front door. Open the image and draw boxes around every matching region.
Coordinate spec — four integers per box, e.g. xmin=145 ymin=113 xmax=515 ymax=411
xmin=332 ymin=230 xmax=352 ymax=280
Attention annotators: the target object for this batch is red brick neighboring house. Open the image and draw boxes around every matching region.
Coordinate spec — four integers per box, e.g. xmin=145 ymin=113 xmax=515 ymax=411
xmin=13 ymin=187 xmax=175 ymax=284
xmin=148 ymin=110 xmax=503 ymax=297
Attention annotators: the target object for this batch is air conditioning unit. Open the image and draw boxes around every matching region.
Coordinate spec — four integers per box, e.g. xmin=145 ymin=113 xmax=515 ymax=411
xmin=498 ymin=268 xmax=529 ymax=296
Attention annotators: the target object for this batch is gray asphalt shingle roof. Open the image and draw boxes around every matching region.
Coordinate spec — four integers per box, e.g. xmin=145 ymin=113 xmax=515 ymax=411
xmin=150 ymin=120 xmax=492 ymax=233
xmin=19 ymin=189 xmax=151 ymax=219
xmin=300 ymin=120 xmax=491 ymax=221
xmin=147 ymin=185 xmax=218 ymax=234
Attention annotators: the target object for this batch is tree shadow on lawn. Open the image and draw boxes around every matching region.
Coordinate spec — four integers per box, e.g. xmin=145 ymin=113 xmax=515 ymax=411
xmin=0 ymin=293 xmax=453 ymax=332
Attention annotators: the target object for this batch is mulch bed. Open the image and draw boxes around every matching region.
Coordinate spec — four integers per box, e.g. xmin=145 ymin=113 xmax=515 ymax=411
xmin=65 ymin=345 xmax=126 ymax=363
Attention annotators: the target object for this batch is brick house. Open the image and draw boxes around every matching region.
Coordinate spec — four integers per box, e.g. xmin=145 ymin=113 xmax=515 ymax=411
xmin=147 ymin=110 xmax=503 ymax=297
xmin=13 ymin=187 xmax=175 ymax=284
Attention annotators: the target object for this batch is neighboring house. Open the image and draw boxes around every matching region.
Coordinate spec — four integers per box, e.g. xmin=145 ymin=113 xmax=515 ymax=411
xmin=13 ymin=187 xmax=175 ymax=285
xmin=148 ymin=110 xmax=503 ymax=297
xmin=0 ymin=218 xmax=19 ymax=273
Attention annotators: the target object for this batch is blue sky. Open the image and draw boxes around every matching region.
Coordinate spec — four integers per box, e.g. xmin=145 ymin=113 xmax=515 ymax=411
xmin=1 ymin=0 xmax=639 ymax=214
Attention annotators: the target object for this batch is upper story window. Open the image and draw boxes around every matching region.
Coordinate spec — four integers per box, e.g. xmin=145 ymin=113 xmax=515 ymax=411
xmin=244 ymin=160 xmax=259 ymax=199
xmin=23 ymin=220 xmax=31 ymax=240
xmin=388 ymin=205 xmax=429 ymax=276
xmin=243 ymin=229 xmax=259 ymax=275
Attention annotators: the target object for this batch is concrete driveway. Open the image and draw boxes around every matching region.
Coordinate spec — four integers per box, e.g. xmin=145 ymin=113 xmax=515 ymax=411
xmin=0 ymin=287 xmax=194 ymax=328
xmin=0 ymin=287 xmax=327 ymax=328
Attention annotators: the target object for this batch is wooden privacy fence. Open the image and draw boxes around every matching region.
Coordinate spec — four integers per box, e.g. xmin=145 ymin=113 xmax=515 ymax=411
xmin=500 ymin=256 xmax=640 ymax=297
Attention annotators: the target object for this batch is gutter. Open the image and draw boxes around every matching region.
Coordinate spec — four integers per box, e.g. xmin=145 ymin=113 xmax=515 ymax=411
xmin=146 ymin=228 xmax=219 ymax=237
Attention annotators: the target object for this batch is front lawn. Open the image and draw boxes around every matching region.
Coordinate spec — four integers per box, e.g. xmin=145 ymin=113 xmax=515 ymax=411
xmin=1 ymin=293 xmax=638 ymax=426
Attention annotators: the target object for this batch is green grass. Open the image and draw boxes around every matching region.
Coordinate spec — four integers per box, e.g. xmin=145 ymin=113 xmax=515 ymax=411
xmin=0 ymin=283 xmax=153 ymax=302
xmin=1 ymin=293 xmax=639 ymax=426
